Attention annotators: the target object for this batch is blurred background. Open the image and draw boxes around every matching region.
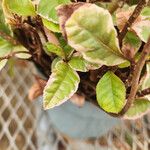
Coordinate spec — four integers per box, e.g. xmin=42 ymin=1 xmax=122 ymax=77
xmin=0 ymin=62 xmax=150 ymax=150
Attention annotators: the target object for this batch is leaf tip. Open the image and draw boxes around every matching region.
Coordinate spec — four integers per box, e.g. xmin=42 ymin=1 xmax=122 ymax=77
xmin=56 ymin=2 xmax=84 ymax=39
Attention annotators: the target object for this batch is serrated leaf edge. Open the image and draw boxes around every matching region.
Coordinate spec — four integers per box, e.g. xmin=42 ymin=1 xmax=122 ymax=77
xmin=43 ymin=64 xmax=80 ymax=109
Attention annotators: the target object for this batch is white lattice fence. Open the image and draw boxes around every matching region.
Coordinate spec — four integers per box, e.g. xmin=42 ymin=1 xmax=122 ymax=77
xmin=0 ymin=62 xmax=150 ymax=150
xmin=0 ymin=63 xmax=37 ymax=150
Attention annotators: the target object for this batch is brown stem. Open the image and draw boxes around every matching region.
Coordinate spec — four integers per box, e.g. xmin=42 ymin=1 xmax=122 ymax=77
xmin=0 ymin=30 xmax=19 ymax=45
xmin=13 ymin=16 xmax=52 ymax=77
xmin=118 ymin=0 xmax=147 ymax=47
xmin=118 ymin=36 xmax=150 ymax=116
xmin=22 ymin=23 xmax=44 ymax=61
xmin=86 ymin=0 xmax=111 ymax=2
xmin=81 ymin=79 xmax=96 ymax=91
xmin=136 ymin=88 xmax=150 ymax=98
xmin=125 ymin=60 xmax=136 ymax=87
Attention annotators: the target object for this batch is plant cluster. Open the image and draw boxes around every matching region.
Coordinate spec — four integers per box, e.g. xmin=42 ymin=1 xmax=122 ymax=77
xmin=0 ymin=0 xmax=150 ymax=119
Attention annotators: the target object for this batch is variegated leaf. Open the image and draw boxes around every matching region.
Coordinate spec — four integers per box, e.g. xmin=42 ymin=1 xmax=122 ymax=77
xmin=2 ymin=0 xmax=36 ymax=17
xmin=133 ymin=20 xmax=150 ymax=43
xmin=44 ymin=42 xmax=65 ymax=58
xmin=68 ymin=54 xmax=101 ymax=72
xmin=116 ymin=6 xmax=150 ymax=43
xmin=13 ymin=45 xmax=31 ymax=59
xmin=43 ymin=61 xmax=80 ymax=109
xmin=124 ymin=99 xmax=150 ymax=119
xmin=122 ymin=31 xmax=142 ymax=58
xmin=58 ymin=4 xmax=125 ymax=66
xmin=37 ymin=0 xmax=71 ymax=23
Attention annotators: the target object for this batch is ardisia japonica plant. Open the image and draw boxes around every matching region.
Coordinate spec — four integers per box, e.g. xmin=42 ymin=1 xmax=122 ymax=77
xmin=0 ymin=0 xmax=150 ymax=119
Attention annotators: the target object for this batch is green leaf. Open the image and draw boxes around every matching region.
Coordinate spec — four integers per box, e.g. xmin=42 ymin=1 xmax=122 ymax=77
xmin=0 ymin=38 xmax=13 ymax=57
xmin=37 ymin=0 xmax=71 ymax=23
xmin=13 ymin=45 xmax=31 ymax=59
xmin=141 ymin=6 xmax=150 ymax=18
xmin=42 ymin=18 xmax=61 ymax=33
xmin=139 ymin=25 xmax=150 ymax=43
xmin=59 ymin=4 xmax=125 ymax=66
xmin=69 ymin=56 xmax=87 ymax=72
xmin=58 ymin=35 xmax=74 ymax=58
xmin=122 ymin=31 xmax=142 ymax=55
xmin=43 ymin=61 xmax=80 ymax=109
xmin=128 ymin=0 xmax=139 ymax=5
xmin=68 ymin=54 xmax=101 ymax=72
xmin=96 ymin=2 xmax=117 ymax=25
xmin=118 ymin=61 xmax=130 ymax=68
xmin=0 ymin=2 xmax=10 ymax=34
xmin=0 ymin=59 xmax=7 ymax=71
xmin=44 ymin=42 xmax=65 ymax=58
xmin=124 ymin=31 xmax=141 ymax=48
xmin=96 ymin=71 xmax=126 ymax=113
xmin=2 ymin=0 xmax=36 ymax=17
xmin=133 ymin=22 xmax=150 ymax=43
xmin=124 ymin=99 xmax=150 ymax=119
xmin=0 ymin=38 xmax=12 ymax=70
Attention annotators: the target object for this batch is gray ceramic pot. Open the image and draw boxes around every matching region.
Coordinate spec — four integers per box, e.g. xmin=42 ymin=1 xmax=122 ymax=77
xmin=37 ymin=98 xmax=120 ymax=139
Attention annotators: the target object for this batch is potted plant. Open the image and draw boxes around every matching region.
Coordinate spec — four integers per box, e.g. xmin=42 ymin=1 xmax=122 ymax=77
xmin=0 ymin=0 xmax=150 ymax=139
